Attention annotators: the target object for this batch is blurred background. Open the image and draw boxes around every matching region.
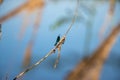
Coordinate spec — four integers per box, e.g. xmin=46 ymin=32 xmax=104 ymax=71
xmin=0 ymin=0 xmax=120 ymax=80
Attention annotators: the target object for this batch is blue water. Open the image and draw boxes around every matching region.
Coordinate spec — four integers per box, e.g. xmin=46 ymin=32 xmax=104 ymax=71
xmin=0 ymin=0 xmax=120 ymax=80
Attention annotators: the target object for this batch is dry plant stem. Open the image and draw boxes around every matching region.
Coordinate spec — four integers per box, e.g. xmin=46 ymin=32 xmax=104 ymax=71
xmin=13 ymin=0 xmax=79 ymax=80
xmin=23 ymin=10 xmax=42 ymax=67
xmin=99 ymin=0 xmax=115 ymax=40
xmin=65 ymin=0 xmax=79 ymax=36
xmin=0 ymin=0 xmax=3 ymax=4
xmin=66 ymin=23 xmax=120 ymax=80
xmin=54 ymin=46 xmax=61 ymax=68
xmin=32 ymin=10 xmax=42 ymax=39
xmin=0 ymin=0 xmax=44 ymax=23
xmin=19 ymin=12 xmax=31 ymax=39
xmin=23 ymin=43 xmax=32 ymax=67
xmin=0 ymin=1 xmax=29 ymax=23
xmin=20 ymin=7 xmax=42 ymax=36
xmin=13 ymin=36 xmax=66 ymax=80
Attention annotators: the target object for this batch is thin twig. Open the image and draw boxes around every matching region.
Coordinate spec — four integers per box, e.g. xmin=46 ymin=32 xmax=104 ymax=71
xmin=13 ymin=35 xmax=65 ymax=80
xmin=65 ymin=0 xmax=79 ymax=36
xmin=13 ymin=0 xmax=79 ymax=80
xmin=54 ymin=46 xmax=61 ymax=68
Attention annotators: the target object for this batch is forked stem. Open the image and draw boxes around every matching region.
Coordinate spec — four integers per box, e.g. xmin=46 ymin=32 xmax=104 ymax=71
xmin=13 ymin=0 xmax=79 ymax=80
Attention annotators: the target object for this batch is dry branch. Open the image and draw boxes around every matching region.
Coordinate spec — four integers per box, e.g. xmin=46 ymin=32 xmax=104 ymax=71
xmin=0 ymin=0 xmax=44 ymax=23
xmin=13 ymin=0 xmax=79 ymax=80
xmin=66 ymin=23 xmax=120 ymax=80
xmin=13 ymin=35 xmax=66 ymax=80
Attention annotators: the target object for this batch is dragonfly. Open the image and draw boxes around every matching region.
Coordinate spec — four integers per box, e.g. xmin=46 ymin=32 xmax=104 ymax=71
xmin=54 ymin=34 xmax=65 ymax=46
xmin=53 ymin=34 xmax=66 ymax=68
xmin=54 ymin=35 xmax=61 ymax=46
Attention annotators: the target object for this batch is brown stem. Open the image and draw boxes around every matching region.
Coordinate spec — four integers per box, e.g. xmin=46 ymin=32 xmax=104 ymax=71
xmin=66 ymin=23 xmax=120 ymax=80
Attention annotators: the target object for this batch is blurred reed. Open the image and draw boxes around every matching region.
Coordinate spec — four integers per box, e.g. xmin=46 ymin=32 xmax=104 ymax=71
xmin=0 ymin=24 xmax=2 ymax=40
xmin=0 ymin=0 xmax=44 ymax=23
xmin=23 ymin=9 xmax=43 ymax=67
xmin=66 ymin=23 xmax=120 ymax=80
xmin=0 ymin=0 xmax=3 ymax=4
xmin=99 ymin=0 xmax=115 ymax=40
